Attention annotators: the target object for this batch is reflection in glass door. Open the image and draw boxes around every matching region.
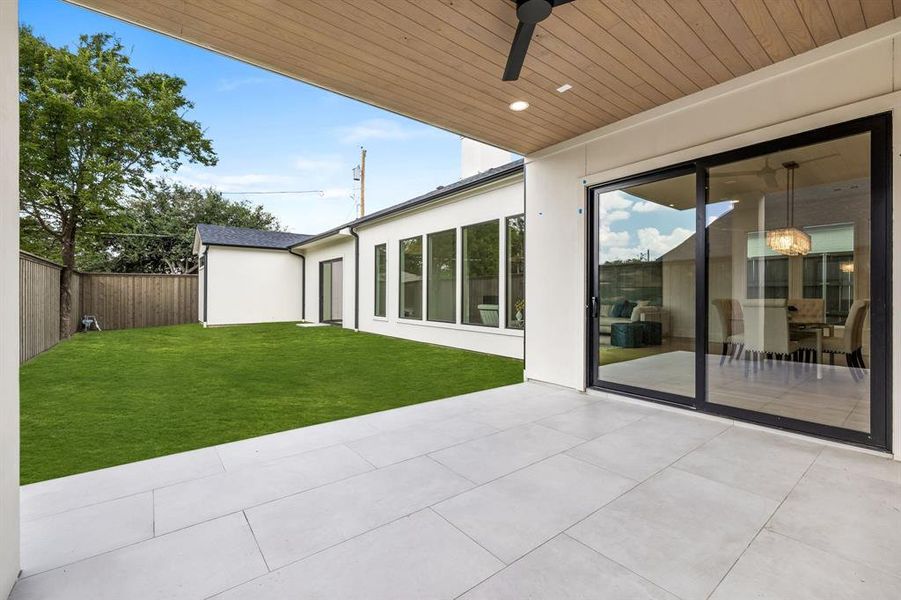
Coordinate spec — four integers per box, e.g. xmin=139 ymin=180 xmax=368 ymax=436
xmin=706 ymin=132 xmax=874 ymax=434
xmin=591 ymin=171 xmax=697 ymax=402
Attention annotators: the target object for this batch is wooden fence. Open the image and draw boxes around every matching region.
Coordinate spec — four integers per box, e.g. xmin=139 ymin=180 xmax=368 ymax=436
xmin=19 ymin=251 xmax=197 ymax=362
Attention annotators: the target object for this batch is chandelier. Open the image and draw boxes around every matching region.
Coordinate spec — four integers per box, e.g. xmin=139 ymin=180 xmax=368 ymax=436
xmin=766 ymin=161 xmax=810 ymax=256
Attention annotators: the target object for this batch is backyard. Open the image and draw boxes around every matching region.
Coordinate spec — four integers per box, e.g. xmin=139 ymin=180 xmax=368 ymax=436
xmin=19 ymin=323 xmax=523 ymax=484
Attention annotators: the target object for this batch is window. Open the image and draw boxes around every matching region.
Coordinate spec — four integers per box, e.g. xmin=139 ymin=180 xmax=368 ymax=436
xmin=506 ymin=215 xmax=525 ymax=329
xmin=745 ymin=255 xmax=789 ymax=299
xmin=427 ymin=229 xmax=456 ymax=322
xmin=462 ymin=220 xmax=499 ymax=326
xmin=803 ymin=251 xmax=854 ymax=325
xmin=399 ymin=236 xmax=422 ymax=319
xmin=374 ymin=244 xmax=386 ymax=318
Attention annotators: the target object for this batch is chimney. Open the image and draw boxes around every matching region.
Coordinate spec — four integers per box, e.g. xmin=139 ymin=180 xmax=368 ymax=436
xmin=460 ymin=138 xmax=512 ymax=179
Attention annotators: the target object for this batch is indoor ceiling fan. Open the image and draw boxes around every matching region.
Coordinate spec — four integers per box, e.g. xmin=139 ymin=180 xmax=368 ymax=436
xmin=503 ymin=0 xmax=574 ymax=81
xmin=710 ymin=153 xmax=839 ymax=190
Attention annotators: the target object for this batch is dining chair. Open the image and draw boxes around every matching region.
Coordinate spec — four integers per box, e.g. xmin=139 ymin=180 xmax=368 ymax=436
xmin=712 ymin=298 xmax=744 ymax=365
xmin=740 ymin=299 xmax=799 ymax=377
xmin=798 ymin=299 xmax=869 ymax=374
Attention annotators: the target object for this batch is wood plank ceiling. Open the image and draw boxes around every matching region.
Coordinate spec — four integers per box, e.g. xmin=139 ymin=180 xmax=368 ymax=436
xmin=70 ymin=0 xmax=899 ymax=154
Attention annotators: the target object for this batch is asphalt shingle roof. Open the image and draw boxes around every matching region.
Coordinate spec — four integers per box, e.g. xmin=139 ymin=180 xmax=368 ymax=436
xmin=196 ymin=223 xmax=313 ymax=249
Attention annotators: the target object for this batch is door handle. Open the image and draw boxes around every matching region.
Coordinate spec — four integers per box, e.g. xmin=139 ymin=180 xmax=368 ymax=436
xmin=590 ymin=296 xmax=599 ymax=318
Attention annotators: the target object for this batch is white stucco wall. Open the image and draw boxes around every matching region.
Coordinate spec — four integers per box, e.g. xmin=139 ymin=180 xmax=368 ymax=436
xmin=300 ymin=236 xmax=356 ymax=328
xmin=354 ymin=176 xmax=525 ymax=359
xmin=0 ymin=1 xmax=18 ymax=595
xmin=524 ymin=19 xmax=901 ymax=455
xmin=203 ymin=245 xmax=303 ymax=326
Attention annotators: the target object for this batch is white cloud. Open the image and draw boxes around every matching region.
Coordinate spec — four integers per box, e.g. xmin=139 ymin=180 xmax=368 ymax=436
xmin=599 ymin=228 xmax=630 ymax=247
xmin=321 ymin=187 xmax=353 ymax=200
xmin=635 ymin=226 xmax=693 ymax=258
xmin=599 ymin=226 xmax=694 ymax=262
xmin=168 ymin=168 xmax=296 ymax=191
xmin=336 ymin=118 xmax=435 ymax=144
xmin=294 ymin=155 xmax=344 ymax=174
xmin=632 ymin=200 xmax=667 ymax=213
xmin=598 ymin=191 xmax=634 ymax=211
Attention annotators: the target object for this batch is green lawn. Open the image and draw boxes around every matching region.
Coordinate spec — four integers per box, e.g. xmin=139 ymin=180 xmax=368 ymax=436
xmin=19 ymin=323 xmax=523 ymax=484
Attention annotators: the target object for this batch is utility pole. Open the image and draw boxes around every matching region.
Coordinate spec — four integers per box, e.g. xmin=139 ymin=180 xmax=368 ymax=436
xmin=359 ymin=146 xmax=366 ymax=218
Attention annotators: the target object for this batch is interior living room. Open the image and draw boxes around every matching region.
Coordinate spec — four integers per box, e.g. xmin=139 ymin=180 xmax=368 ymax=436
xmin=593 ymin=123 xmax=877 ymax=440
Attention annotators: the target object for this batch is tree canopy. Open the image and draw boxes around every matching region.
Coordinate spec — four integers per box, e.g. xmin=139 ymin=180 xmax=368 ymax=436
xmin=19 ymin=27 xmax=217 ymax=335
xmin=88 ymin=181 xmax=283 ymax=274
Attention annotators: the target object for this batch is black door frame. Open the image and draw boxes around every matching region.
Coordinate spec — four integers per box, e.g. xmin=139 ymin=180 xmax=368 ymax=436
xmin=586 ymin=113 xmax=892 ymax=451
xmin=319 ymin=257 xmax=343 ymax=325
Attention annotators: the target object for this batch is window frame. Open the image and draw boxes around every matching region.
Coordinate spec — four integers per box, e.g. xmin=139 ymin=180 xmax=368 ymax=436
xmin=398 ymin=235 xmax=423 ymax=321
xmin=461 ymin=218 xmax=501 ymax=328
xmin=374 ymin=243 xmax=387 ymax=318
xmin=426 ymin=228 xmax=457 ymax=324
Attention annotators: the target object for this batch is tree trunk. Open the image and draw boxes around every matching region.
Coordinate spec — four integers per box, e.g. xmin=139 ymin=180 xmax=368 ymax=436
xmin=59 ymin=233 xmax=77 ymax=339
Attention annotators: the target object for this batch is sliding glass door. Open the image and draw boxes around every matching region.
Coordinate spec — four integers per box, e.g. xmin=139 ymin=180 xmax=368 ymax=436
xmin=588 ymin=114 xmax=890 ymax=449
xmin=319 ymin=258 xmax=343 ymax=324
xmin=590 ymin=169 xmax=697 ymax=404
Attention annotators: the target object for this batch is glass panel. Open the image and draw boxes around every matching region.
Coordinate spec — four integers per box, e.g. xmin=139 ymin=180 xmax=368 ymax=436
xmin=320 ymin=260 xmax=342 ymax=323
xmin=594 ymin=173 xmax=697 ymax=398
xmin=399 ymin=236 xmax=422 ymax=320
xmin=321 ymin=262 xmax=332 ymax=321
xmin=427 ymin=229 xmax=456 ymax=322
xmin=462 ymin=220 xmax=500 ymax=326
xmin=374 ymin=244 xmax=386 ymax=317
xmin=707 ymin=132 xmax=871 ymax=433
xmin=331 ymin=260 xmax=343 ymax=322
xmin=506 ymin=215 xmax=525 ymax=329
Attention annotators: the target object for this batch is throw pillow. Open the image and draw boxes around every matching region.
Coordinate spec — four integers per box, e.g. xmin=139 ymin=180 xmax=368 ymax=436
xmin=599 ymin=304 xmax=612 ymax=317
xmin=636 ymin=300 xmax=651 ymax=307
xmin=622 ymin=300 xmax=636 ymax=319
xmin=611 ymin=300 xmax=627 ymax=318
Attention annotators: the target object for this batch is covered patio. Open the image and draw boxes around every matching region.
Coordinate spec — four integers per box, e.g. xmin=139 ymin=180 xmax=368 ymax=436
xmin=11 ymin=383 xmax=901 ymax=599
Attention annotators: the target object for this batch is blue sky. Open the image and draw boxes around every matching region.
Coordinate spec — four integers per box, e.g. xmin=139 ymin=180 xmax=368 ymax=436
xmin=19 ymin=0 xmax=503 ymax=234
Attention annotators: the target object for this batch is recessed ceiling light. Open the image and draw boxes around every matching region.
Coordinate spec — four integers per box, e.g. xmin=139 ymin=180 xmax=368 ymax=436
xmin=509 ymin=100 xmax=530 ymax=111
xmin=668 ymin=203 xmax=675 ymax=207
xmin=556 ymin=83 xmax=573 ymax=93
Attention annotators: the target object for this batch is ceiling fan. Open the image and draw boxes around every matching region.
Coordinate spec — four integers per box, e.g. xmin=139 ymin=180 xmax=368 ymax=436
xmin=710 ymin=153 xmax=839 ymax=190
xmin=503 ymin=0 xmax=574 ymax=81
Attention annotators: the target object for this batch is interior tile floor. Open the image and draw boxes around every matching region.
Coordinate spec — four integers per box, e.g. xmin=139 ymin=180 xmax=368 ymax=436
xmin=12 ymin=382 xmax=901 ymax=600
xmin=598 ymin=350 xmax=870 ymax=431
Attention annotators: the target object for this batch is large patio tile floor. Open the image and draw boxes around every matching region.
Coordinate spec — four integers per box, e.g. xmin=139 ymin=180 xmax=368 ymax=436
xmin=11 ymin=382 xmax=901 ymax=599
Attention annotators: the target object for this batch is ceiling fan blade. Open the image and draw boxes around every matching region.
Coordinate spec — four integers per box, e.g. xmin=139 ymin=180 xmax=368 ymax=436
xmin=798 ymin=152 xmax=840 ymax=165
xmin=710 ymin=170 xmax=761 ymax=178
xmin=503 ymin=21 xmax=536 ymax=81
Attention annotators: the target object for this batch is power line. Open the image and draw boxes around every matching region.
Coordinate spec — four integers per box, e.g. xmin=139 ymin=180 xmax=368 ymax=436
xmin=219 ymin=190 xmax=324 ymax=196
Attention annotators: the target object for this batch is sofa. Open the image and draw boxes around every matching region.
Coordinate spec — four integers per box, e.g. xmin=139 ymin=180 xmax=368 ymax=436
xmin=598 ymin=301 xmax=669 ymax=336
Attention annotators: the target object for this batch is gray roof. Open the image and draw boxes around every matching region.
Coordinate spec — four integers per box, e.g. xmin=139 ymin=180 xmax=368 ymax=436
xmin=196 ymin=223 xmax=313 ymax=249
xmin=293 ymin=158 xmax=524 ymax=247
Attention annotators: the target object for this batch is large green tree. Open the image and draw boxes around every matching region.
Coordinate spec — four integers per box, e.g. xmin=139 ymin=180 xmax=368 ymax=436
xmin=91 ymin=181 xmax=282 ymax=274
xmin=19 ymin=28 xmax=216 ymax=337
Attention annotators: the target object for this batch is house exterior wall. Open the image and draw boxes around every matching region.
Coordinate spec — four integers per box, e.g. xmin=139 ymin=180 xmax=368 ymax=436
xmin=203 ymin=245 xmax=303 ymax=326
xmin=354 ymin=176 xmax=524 ymax=359
xmin=524 ymin=19 xmax=901 ymax=455
xmin=0 ymin=1 xmax=18 ymax=595
xmin=300 ymin=237 xmax=356 ymax=328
